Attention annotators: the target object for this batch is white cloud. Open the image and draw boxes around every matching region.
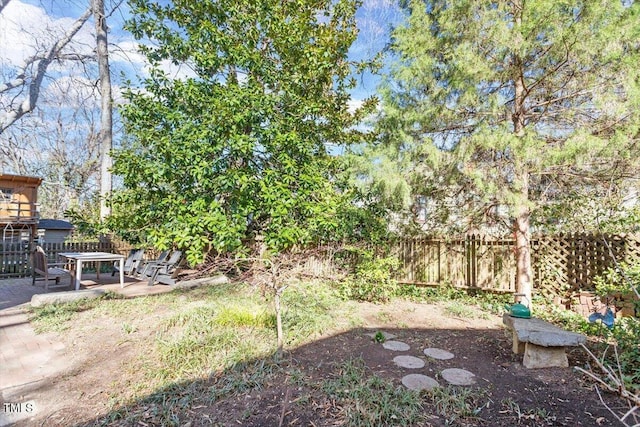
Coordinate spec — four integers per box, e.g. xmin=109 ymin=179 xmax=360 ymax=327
xmin=348 ymin=99 xmax=364 ymax=113
xmin=0 ymin=0 xmax=94 ymax=66
xmin=41 ymin=75 xmax=98 ymax=108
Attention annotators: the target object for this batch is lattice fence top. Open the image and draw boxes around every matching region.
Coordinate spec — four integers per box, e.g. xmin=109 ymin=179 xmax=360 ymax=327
xmin=533 ymin=233 xmax=640 ymax=295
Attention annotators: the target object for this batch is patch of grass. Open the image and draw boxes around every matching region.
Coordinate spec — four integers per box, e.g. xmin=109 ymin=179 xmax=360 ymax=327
xmin=443 ymin=302 xmax=477 ymax=318
xmin=443 ymin=302 xmax=490 ymax=319
xmin=285 ymin=366 xmax=309 ymax=387
xmin=427 ymin=386 xmax=490 ymax=424
xmin=281 ymin=280 xmax=350 ymax=346
xmin=100 ymin=381 xmax=208 ymax=427
xmin=322 ymin=358 xmax=427 ymax=426
xmin=145 ymin=281 xmax=347 ymax=388
xmin=121 ymin=322 xmax=137 ymax=334
xmin=153 ymin=304 xmax=276 ymax=385
xmin=209 ymin=358 xmax=280 ymax=401
xmin=499 ymin=398 xmax=557 ymax=424
xmin=394 ymin=284 xmax=512 ymax=317
xmin=29 ymin=297 xmax=104 ymax=333
xmin=213 ymin=305 xmax=275 ymax=328
xmin=376 ymin=311 xmax=394 ymax=322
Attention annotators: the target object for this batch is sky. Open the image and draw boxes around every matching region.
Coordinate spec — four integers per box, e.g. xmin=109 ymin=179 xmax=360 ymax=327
xmin=0 ymin=0 xmax=404 ymax=110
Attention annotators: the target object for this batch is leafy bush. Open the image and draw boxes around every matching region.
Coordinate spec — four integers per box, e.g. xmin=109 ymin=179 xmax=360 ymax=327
xmin=610 ymin=316 xmax=640 ymax=391
xmin=336 ymin=251 xmax=400 ymax=303
xmin=593 ymin=263 xmax=640 ymax=313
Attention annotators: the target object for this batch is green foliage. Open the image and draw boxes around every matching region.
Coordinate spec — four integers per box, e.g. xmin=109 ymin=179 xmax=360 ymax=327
xmin=593 ymin=263 xmax=640 ymax=303
xmin=337 ymin=251 xmax=400 ymax=303
xmin=609 ymin=316 xmax=640 ymax=392
xmin=63 ymin=201 xmax=108 ymax=242
xmin=427 ymin=386 xmax=489 ymax=425
xmin=373 ymin=331 xmax=386 ymax=343
xmin=379 ymin=0 xmax=640 ymax=234
xmin=110 ymin=0 xmax=377 ymax=264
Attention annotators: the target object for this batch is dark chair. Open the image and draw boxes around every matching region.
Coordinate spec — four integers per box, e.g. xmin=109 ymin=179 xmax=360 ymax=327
xmin=31 ymin=246 xmax=73 ymax=291
xmin=135 ymin=250 xmax=170 ymax=279
xmin=112 ymin=248 xmax=145 ymax=276
xmin=145 ymin=250 xmax=184 ymax=286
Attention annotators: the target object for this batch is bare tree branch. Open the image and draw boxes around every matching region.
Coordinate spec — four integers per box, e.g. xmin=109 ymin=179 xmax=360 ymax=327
xmin=0 ymin=0 xmax=10 ymax=15
xmin=575 ymin=343 xmax=640 ymax=426
xmin=0 ymin=7 xmax=92 ymax=134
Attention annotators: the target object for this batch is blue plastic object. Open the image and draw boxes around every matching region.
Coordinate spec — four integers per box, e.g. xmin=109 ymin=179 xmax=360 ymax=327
xmin=588 ymin=308 xmax=615 ymax=329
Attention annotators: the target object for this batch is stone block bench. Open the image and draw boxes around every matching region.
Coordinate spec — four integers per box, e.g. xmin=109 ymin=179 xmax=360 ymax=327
xmin=502 ymin=313 xmax=586 ymax=369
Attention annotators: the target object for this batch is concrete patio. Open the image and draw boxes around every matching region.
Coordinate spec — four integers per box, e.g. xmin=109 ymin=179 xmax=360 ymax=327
xmin=0 ymin=273 xmax=176 ymax=311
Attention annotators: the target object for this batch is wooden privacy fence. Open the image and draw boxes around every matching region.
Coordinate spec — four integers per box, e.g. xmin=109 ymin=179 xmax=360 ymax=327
xmin=302 ymin=233 xmax=640 ymax=295
xmin=392 ymin=233 xmax=640 ymax=294
xmin=392 ymin=236 xmax=516 ymax=292
xmin=3 ymin=234 xmax=640 ymax=296
xmin=0 ymin=241 xmax=134 ymax=278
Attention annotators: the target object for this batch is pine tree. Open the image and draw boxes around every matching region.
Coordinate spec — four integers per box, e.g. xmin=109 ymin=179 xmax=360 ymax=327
xmin=381 ymin=0 xmax=640 ymax=303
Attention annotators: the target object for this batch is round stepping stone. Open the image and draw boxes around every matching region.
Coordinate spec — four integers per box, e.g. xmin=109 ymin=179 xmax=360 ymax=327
xmin=402 ymin=374 xmax=439 ymax=391
xmin=423 ymin=348 xmax=454 ymax=360
xmin=382 ymin=340 xmax=410 ymax=351
xmin=393 ymin=355 xmax=425 ymax=369
xmin=441 ymin=368 xmax=476 ymax=386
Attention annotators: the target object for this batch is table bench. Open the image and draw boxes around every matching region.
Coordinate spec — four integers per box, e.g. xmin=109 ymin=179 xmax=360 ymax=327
xmin=502 ymin=313 xmax=586 ymax=369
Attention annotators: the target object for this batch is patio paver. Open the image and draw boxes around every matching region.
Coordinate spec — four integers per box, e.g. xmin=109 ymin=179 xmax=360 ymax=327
xmin=0 ymin=274 xmax=178 ymax=426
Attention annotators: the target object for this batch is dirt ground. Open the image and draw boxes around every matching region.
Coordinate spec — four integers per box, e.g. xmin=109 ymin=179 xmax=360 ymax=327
xmin=17 ymin=299 xmax=629 ymax=426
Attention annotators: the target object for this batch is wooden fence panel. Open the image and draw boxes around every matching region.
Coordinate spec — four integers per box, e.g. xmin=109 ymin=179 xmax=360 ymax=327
xmin=392 ymin=236 xmax=516 ymax=292
xmin=532 ymin=233 xmax=638 ymax=296
xmin=0 ymin=242 xmax=31 ymax=278
xmin=0 ymin=241 xmax=134 ymax=278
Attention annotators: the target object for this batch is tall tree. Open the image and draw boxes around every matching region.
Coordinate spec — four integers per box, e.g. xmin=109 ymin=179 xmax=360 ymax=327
xmin=111 ymin=0 xmax=374 ymax=263
xmin=380 ymin=0 xmax=640 ymax=304
xmin=94 ymin=0 xmax=113 ymax=220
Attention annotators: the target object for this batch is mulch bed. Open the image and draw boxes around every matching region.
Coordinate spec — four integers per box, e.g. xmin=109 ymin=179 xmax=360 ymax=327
xmin=193 ymin=327 xmax=623 ymax=426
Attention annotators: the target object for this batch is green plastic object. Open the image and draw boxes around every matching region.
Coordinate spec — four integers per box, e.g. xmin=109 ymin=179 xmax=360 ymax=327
xmin=504 ymin=302 xmax=531 ymax=319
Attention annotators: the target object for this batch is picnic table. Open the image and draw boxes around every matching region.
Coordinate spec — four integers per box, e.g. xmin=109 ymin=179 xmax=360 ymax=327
xmin=59 ymin=252 xmax=125 ymax=290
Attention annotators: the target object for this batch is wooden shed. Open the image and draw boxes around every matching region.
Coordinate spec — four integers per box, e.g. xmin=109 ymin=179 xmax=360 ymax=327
xmin=0 ymin=174 xmax=42 ymax=242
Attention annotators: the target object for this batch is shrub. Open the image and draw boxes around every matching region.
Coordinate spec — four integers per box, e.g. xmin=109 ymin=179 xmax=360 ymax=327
xmin=593 ymin=263 xmax=640 ymax=314
xmin=336 ymin=251 xmax=400 ymax=303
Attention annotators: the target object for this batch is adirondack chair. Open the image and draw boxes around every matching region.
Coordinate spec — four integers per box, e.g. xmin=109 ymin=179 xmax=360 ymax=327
xmin=145 ymin=250 xmax=184 ymax=286
xmin=112 ymin=248 xmax=145 ymax=276
xmin=31 ymin=246 xmax=73 ymax=291
xmin=135 ymin=250 xmax=170 ymax=279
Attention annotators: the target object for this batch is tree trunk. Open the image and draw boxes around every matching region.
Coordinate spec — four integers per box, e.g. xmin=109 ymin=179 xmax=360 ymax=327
xmin=94 ymin=0 xmax=112 ymax=219
xmin=514 ymin=202 xmax=533 ymax=306
xmin=275 ymin=289 xmax=284 ymax=355
xmin=511 ymin=0 xmax=532 ymax=307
